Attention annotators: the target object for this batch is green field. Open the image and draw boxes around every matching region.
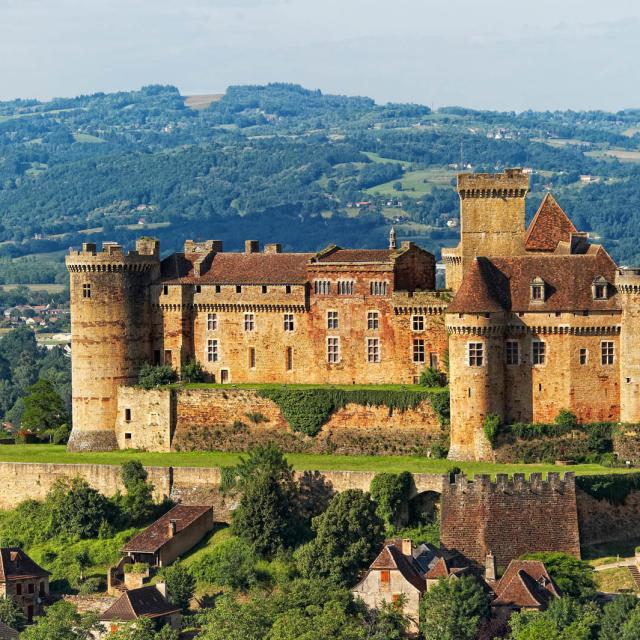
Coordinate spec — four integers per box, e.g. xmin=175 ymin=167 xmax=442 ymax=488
xmin=0 ymin=283 xmax=66 ymax=293
xmin=0 ymin=444 xmax=633 ymax=477
xmin=365 ymin=167 xmax=457 ymax=198
xmin=72 ymin=133 xmax=105 ymax=144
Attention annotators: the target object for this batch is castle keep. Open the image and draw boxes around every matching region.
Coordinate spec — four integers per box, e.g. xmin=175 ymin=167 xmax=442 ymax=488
xmin=66 ymin=168 xmax=640 ymax=459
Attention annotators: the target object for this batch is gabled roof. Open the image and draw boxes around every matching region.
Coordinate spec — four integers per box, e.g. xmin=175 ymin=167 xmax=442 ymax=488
xmin=313 ymin=247 xmax=395 ymax=264
xmin=369 ymin=543 xmax=425 ymax=592
xmin=448 ymin=247 xmax=619 ymax=314
xmin=493 ymin=560 xmax=560 ymax=609
xmin=525 ymin=194 xmax=578 ymax=252
xmin=0 ymin=622 xmax=18 ymax=640
xmin=101 ymin=586 xmax=181 ymax=621
xmin=0 ymin=548 xmax=49 ymax=582
xmin=123 ymin=505 xmax=212 ymax=554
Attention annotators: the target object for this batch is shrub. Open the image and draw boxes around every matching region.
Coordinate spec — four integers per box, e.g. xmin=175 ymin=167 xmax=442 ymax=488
xmin=555 ymin=409 xmax=578 ymax=429
xmin=420 ymin=367 xmax=445 ymax=388
xmin=245 ymin=412 xmax=268 ymax=424
xmin=430 ymin=442 xmax=448 ymax=459
xmin=181 ymin=359 xmax=206 ymax=383
xmin=78 ymin=576 xmax=106 ymax=595
xmin=190 ymin=537 xmax=260 ymax=590
xmin=124 ymin=562 xmax=149 ymax=574
xmin=138 ymin=363 xmax=177 ymax=389
xmin=370 ymin=472 xmax=413 ymax=531
xmin=482 ymin=414 xmax=501 ymax=448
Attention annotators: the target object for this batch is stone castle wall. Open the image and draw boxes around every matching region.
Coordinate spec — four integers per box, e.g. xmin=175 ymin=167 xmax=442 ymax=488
xmin=115 ymin=387 xmax=445 ymax=455
xmin=439 ymin=473 xmax=581 ymax=569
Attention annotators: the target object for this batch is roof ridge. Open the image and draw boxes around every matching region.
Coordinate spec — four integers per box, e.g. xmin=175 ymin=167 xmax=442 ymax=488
xmin=525 ymin=193 xmax=578 ymax=252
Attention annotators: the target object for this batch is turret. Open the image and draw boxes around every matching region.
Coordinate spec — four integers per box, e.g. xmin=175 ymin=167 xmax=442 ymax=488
xmin=65 ymin=239 xmax=160 ymax=451
xmin=616 ymin=268 xmax=640 ymax=422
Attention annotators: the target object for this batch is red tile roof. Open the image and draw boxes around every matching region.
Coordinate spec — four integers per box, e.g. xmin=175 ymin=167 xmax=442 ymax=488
xmin=314 ymin=248 xmax=394 ymax=263
xmin=122 ymin=505 xmax=212 ymax=554
xmin=101 ymin=586 xmax=180 ymax=621
xmin=492 ymin=560 xmax=559 ymax=609
xmin=0 ymin=548 xmax=49 ymax=582
xmin=448 ymin=248 xmax=618 ymax=314
xmin=0 ymin=622 xmax=18 ymax=640
xmin=525 ymin=194 xmax=577 ymax=252
xmin=369 ymin=543 xmax=425 ymax=592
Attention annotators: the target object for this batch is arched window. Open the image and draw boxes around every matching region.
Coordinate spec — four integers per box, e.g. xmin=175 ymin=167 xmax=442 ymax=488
xmin=530 ymin=276 xmax=545 ymax=302
xmin=592 ymin=276 xmax=609 ymax=300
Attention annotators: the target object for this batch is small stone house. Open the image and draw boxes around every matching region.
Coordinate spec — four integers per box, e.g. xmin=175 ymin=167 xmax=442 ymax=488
xmin=0 ymin=548 xmax=50 ymax=623
xmin=99 ymin=584 xmax=181 ymax=635
xmin=352 ymin=539 xmax=444 ymax=633
xmin=0 ymin=622 xmax=18 ymax=640
xmin=491 ymin=560 xmax=559 ymax=612
xmin=121 ymin=504 xmax=213 ymax=567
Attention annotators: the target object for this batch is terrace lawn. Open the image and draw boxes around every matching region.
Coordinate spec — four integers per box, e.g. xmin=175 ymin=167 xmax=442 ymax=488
xmin=0 ymin=444 xmax=634 ymax=478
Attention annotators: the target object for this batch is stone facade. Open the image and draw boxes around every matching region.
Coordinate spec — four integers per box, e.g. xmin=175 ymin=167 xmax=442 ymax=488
xmin=439 ymin=473 xmax=581 ymax=569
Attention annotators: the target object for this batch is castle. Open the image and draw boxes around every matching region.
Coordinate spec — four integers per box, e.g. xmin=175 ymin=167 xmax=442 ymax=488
xmin=66 ymin=168 xmax=640 ymax=460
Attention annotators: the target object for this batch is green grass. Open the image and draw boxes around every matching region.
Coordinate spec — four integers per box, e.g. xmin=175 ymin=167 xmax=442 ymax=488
xmin=73 ymin=133 xmax=105 ymax=144
xmin=365 ymin=167 xmax=456 ymax=198
xmin=594 ymin=567 xmax=637 ymax=594
xmin=179 ymin=382 xmax=442 ymax=393
xmin=0 ymin=283 xmax=66 ymax=293
xmin=181 ymin=526 xmax=232 ymax=568
xmin=0 ymin=444 xmax=635 ymax=478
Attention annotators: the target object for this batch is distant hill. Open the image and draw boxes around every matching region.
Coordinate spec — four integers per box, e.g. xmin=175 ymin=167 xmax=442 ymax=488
xmin=2 ymin=82 xmax=640 ymax=280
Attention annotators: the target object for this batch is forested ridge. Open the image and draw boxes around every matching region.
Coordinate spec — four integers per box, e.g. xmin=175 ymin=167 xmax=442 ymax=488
xmin=3 ymin=83 xmax=640 ymax=279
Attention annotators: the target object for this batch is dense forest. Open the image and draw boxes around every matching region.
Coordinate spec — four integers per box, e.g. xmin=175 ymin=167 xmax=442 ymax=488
xmin=3 ymin=83 xmax=640 ymax=282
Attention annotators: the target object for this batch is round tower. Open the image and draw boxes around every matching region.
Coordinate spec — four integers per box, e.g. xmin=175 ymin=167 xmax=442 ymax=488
xmin=445 ymin=312 xmax=506 ymax=461
xmin=615 ymin=268 xmax=640 ymax=423
xmin=65 ymin=239 xmax=160 ymax=451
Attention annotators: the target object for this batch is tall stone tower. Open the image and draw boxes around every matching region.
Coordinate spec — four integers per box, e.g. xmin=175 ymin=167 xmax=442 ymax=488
xmin=65 ymin=239 xmax=160 ymax=451
xmin=442 ymin=169 xmax=529 ymax=292
xmin=616 ymin=268 xmax=640 ymax=423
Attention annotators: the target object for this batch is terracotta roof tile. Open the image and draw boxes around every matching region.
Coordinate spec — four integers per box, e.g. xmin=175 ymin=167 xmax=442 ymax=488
xmin=0 ymin=622 xmax=18 ymax=640
xmin=123 ymin=505 xmax=212 ymax=554
xmin=425 ymin=556 xmax=451 ymax=579
xmin=315 ymin=248 xmax=394 ymax=263
xmin=525 ymin=194 xmax=577 ymax=252
xmin=493 ymin=560 xmax=559 ymax=609
xmin=448 ymin=248 xmax=618 ymax=314
xmin=0 ymin=548 xmax=49 ymax=582
xmin=369 ymin=543 xmax=425 ymax=592
xmin=101 ymin=586 xmax=180 ymax=621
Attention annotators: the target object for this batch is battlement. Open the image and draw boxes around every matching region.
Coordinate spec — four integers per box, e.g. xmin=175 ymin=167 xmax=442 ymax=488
xmin=616 ymin=268 xmax=640 ymax=293
xmin=66 ymin=239 xmax=160 ymax=272
xmin=449 ymin=472 xmax=575 ymax=495
xmin=457 ymin=168 xmax=529 ymax=198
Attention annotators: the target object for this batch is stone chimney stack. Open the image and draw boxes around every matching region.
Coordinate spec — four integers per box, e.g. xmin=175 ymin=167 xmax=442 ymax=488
xmin=264 ymin=243 xmax=282 ymax=254
xmin=401 ymin=539 xmax=412 ymax=556
xmin=485 ymin=550 xmax=496 ymax=582
xmin=155 ymin=581 xmax=167 ymax=599
xmin=168 ymin=520 xmax=177 ymax=538
xmin=245 ymin=240 xmax=260 ymax=254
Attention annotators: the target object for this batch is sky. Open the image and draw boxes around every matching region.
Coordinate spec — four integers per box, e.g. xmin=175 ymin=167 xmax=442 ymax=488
xmin=1 ymin=0 xmax=640 ymax=111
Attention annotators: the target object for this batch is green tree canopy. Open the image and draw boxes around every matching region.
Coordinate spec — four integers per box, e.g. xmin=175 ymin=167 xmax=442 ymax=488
xmin=190 ymin=536 xmax=259 ymax=590
xmin=160 ymin=562 xmax=195 ymax=612
xmin=521 ymin=552 xmax=596 ymax=602
xmin=20 ymin=379 xmax=68 ymax=433
xmin=117 ymin=460 xmax=157 ymax=526
xmin=0 ymin=597 xmax=25 ymax=631
xmin=599 ymin=594 xmax=639 ymax=640
xmin=369 ymin=471 xmax=412 ymax=531
xmin=20 ymin=601 xmax=100 ymax=640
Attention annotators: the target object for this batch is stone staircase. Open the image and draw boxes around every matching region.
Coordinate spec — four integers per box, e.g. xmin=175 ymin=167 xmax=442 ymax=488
xmin=627 ymin=565 xmax=640 ymax=590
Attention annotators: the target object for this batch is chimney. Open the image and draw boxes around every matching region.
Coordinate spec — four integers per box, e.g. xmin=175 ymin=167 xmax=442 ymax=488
xmin=245 ymin=240 xmax=260 ymax=254
xmin=264 ymin=243 xmax=282 ymax=254
xmin=570 ymin=232 xmax=589 ymax=255
xmin=82 ymin=242 xmax=97 ymax=253
xmin=401 ymin=539 xmax=412 ymax=556
xmin=155 ymin=581 xmax=167 ymax=599
xmin=485 ymin=551 xmax=496 ymax=582
xmin=167 ymin=520 xmax=177 ymax=538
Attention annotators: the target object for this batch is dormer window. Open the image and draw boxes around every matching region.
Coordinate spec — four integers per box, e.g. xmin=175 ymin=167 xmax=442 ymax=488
xmin=530 ymin=277 xmax=545 ymax=303
xmin=592 ymin=276 xmax=609 ymax=300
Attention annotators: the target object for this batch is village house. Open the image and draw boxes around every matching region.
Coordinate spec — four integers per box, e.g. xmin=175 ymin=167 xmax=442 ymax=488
xmin=0 ymin=548 xmax=50 ymax=623
xmin=0 ymin=622 xmax=18 ymax=640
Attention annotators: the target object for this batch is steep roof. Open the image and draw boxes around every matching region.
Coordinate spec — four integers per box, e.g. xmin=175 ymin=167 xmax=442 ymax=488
xmin=524 ymin=194 xmax=578 ymax=252
xmin=0 ymin=548 xmax=49 ymax=582
xmin=101 ymin=586 xmax=180 ymax=621
xmin=369 ymin=543 xmax=425 ymax=592
xmin=0 ymin=622 xmax=18 ymax=640
xmin=493 ymin=560 xmax=560 ymax=609
xmin=313 ymin=247 xmax=394 ymax=263
xmin=160 ymin=252 xmax=313 ymax=285
xmin=448 ymin=248 xmax=619 ymax=314
xmin=122 ymin=505 xmax=212 ymax=554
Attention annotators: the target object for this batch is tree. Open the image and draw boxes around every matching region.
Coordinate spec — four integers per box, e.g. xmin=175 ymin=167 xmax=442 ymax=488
xmin=20 ymin=601 xmax=100 ymax=640
xmin=509 ymin=598 xmax=599 ymax=640
xmin=75 ymin=549 xmax=91 ymax=582
xmin=521 ymin=552 xmax=596 ymax=602
xmin=161 ymin=563 xmax=195 ymax=612
xmin=296 ymin=489 xmax=384 ymax=586
xmin=621 ymin=605 xmax=640 ymax=640
xmin=118 ymin=460 xmax=156 ymax=526
xmin=599 ymin=594 xmax=639 ymax=640
xmin=110 ymin=617 xmax=179 ymax=640
xmin=369 ymin=472 xmax=413 ymax=531
xmin=195 ymin=593 xmax=274 ymax=640
xmin=419 ymin=576 xmax=490 ymax=640
xmin=190 ymin=537 xmax=259 ymax=590
xmin=0 ymin=596 xmax=25 ymax=631
xmin=20 ymin=379 xmax=68 ymax=434
xmin=180 ymin=359 xmax=205 ymax=383
xmin=137 ymin=364 xmax=177 ymax=389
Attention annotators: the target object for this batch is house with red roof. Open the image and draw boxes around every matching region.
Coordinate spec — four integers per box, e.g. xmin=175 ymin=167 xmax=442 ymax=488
xmin=0 ymin=548 xmax=50 ymax=623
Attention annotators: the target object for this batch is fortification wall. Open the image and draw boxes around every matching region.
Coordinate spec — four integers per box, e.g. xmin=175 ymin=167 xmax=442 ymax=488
xmin=577 ymin=488 xmax=640 ymax=545
xmin=115 ymin=387 xmax=444 ymax=455
xmin=440 ymin=473 xmax=581 ymax=569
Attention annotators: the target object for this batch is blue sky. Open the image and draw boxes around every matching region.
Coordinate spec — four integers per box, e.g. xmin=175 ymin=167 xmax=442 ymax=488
xmin=1 ymin=0 xmax=639 ymax=110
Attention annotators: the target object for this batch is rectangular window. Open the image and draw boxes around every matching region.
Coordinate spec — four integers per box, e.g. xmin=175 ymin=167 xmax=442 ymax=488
xmin=594 ymin=284 xmax=607 ymax=299
xmin=249 ymin=347 xmax=256 ymax=369
xmin=16 ymin=584 xmax=21 ymax=596
xmin=367 ymin=311 xmax=379 ymax=330
xmin=286 ymin=347 xmax=293 ymax=371
xmin=429 ymin=353 xmax=438 ymax=369
xmin=367 ymin=338 xmax=380 ymax=363
xmin=284 ymin=314 xmax=294 ymax=332
xmin=337 ymin=280 xmax=354 ymax=295
xmin=153 ymin=350 xmax=161 ymax=365
xmin=195 ymin=285 xmax=202 ymax=293
xmin=207 ymin=313 xmax=217 ymax=331
xmin=601 ymin=341 xmax=614 ymax=365
xmin=468 ymin=342 xmax=484 ymax=367
xmin=124 ymin=408 xmax=131 ymax=422
xmin=162 ymin=285 xmax=168 ymax=295
xmin=532 ymin=341 xmax=546 ymax=366
xmin=285 ymin=285 xmax=292 ymax=294
xmin=207 ymin=339 xmax=218 ymax=363
xmin=327 ymin=337 xmax=340 ymax=363
xmin=370 ymin=281 xmax=388 ymax=296
xmin=314 ymin=280 xmax=331 ymax=295
xmin=531 ymin=284 xmax=544 ymax=301
xmin=412 ymin=315 xmax=425 ymax=331
xmin=505 ymin=340 xmax=520 ymax=366
xmin=28 ymin=583 xmax=34 ymax=594
xmin=327 ymin=311 xmax=339 ymax=330
xmin=124 ymin=432 xmax=132 ymax=441
xmin=380 ymin=570 xmax=390 ymax=585
xmin=82 ymin=283 xmax=91 ymax=299
xmin=215 ymin=285 xmax=221 ymax=294
xmin=261 ymin=285 xmax=268 ymax=294
xmin=236 ymin=285 xmax=242 ymax=294
xmin=579 ymin=348 xmax=588 ymax=365
xmin=413 ymin=339 xmax=425 ymax=363
xmin=244 ymin=313 xmax=255 ymax=331
xmin=164 ymin=350 xmax=172 ymax=366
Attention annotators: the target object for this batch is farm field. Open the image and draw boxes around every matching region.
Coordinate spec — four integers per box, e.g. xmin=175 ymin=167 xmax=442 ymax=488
xmin=586 ymin=148 xmax=640 ymax=162
xmin=0 ymin=283 xmax=66 ymax=293
xmin=366 ymin=166 xmax=456 ymax=198
xmin=0 ymin=444 xmax=635 ymax=477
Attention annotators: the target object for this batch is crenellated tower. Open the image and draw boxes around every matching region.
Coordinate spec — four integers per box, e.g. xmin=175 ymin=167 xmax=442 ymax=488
xmin=65 ymin=239 xmax=160 ymax=451
xmin=616 ymin=268 xmax=640 ymax=423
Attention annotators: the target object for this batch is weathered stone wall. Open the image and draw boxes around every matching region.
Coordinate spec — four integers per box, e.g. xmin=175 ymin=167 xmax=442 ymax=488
xmin=440 ymin=473 xmax=581 ymax=569
xmin=577 ymin=488 xmax=640 ymax=546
